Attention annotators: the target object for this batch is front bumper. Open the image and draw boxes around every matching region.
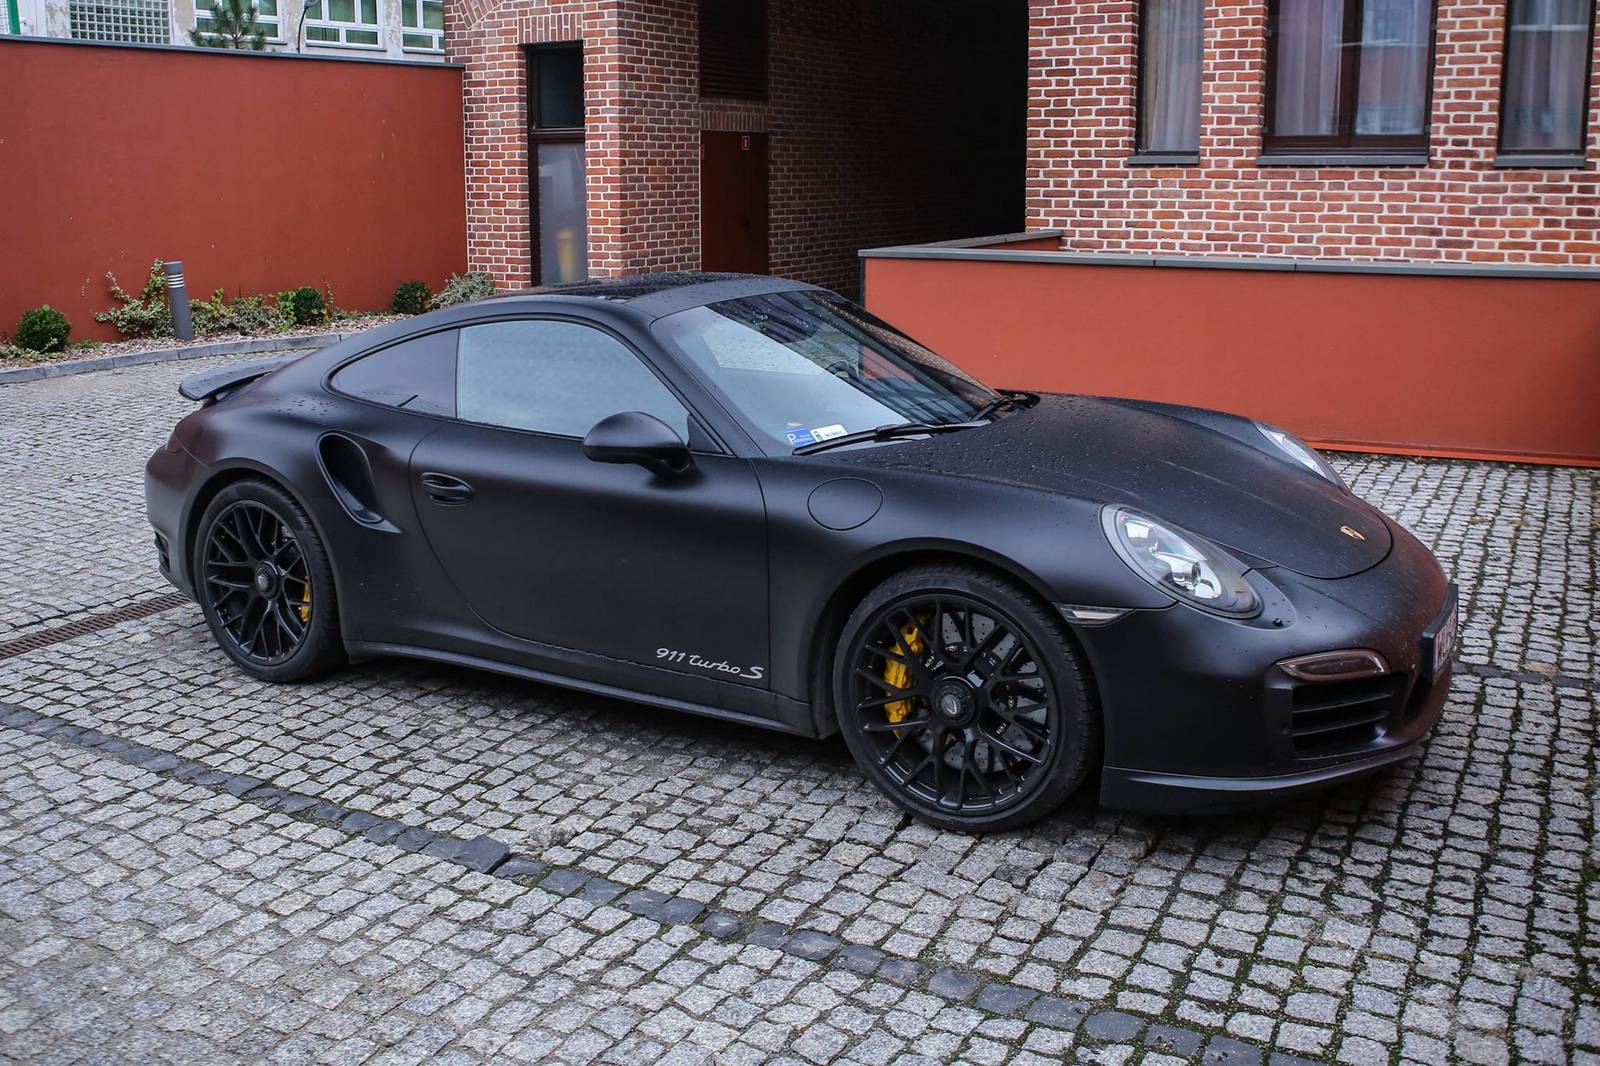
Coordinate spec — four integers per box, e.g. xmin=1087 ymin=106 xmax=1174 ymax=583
xmin=1100 ymin=648 xmax=1450 ymax=814
xmin=1077 ymin=522 xmax=1455 ymax=815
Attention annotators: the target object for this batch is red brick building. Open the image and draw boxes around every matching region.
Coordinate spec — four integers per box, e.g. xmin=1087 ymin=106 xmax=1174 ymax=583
xmin=447 ymin=0 xmax=1024 ymax=295
xmin=445 ymin=0 xmax=1600 ymax=463
xmin=1029 ymin=0 xmax=1600 ymax=264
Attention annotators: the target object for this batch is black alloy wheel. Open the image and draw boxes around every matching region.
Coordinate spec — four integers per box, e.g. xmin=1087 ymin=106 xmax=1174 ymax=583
xmin=194 ymin=479 xmax=343 ymax=681
xmin=204 ymin=500 xmax=311 ymax=664
xmin=835 ymin=565 xmax=1097 ymax=831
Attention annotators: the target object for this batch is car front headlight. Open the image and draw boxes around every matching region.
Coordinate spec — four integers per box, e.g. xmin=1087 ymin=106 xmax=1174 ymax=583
xmin=1254 ymin=421 xmax=1347 ymax=490
xmin=1103 ymin=507 xmax=1260 ymax=617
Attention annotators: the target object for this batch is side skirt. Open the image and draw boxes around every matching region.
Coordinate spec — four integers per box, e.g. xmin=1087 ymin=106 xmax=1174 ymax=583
xmin=344 ymin=640 xmax=822 ymax=739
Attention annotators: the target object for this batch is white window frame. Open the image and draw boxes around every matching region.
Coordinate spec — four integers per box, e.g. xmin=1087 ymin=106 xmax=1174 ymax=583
xmin=303 ymin=0 xmax=379 ymax=48
xmin=399 ymin=0 xmax=443 ymax=52
xmin=193 ymin=0 xmax=283 ymax=43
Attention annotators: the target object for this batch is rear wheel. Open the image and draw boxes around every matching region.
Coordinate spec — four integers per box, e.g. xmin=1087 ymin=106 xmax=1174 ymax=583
xmin=834 ymin=565 xmax=1098 ymax=832
xmin=193 ymin=479 xmax=343 ymax=682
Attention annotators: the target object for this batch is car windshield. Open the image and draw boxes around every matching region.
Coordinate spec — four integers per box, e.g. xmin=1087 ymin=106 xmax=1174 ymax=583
xmin=653 ymin=290 xmax=997 ymax=453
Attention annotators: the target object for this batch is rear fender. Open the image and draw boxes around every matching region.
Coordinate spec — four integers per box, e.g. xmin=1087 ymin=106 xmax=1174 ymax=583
xmin=179 ymin=459 xmax=349 ymax=636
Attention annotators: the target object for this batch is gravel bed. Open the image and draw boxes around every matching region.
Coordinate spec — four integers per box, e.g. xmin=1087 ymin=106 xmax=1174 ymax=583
xmin=0 ymin=315 xmax=404 ymax=370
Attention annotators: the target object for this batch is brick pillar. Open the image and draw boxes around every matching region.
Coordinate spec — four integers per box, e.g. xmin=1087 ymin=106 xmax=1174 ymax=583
xmin=447 ymin=0 xmax=701 ymax=288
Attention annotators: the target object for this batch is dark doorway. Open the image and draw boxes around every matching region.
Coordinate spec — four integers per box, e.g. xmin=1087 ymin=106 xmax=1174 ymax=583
xmin=701 ymin=131 xmax=769 ymax=274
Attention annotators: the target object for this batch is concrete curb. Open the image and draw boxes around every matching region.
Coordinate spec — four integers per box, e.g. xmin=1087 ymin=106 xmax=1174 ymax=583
xmin=0 ymin=332 xmax=355 ymax=385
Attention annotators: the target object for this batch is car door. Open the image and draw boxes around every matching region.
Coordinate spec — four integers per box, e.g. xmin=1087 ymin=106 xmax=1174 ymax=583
xmin=407 ymin=316 xmax=772 ymax=688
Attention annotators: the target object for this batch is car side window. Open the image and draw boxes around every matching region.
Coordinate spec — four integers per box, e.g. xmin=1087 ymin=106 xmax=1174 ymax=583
xmin=330 ymin=330 xmax=458 ymax=417
xmin=456 ymin=319 xmax=690 ymax=440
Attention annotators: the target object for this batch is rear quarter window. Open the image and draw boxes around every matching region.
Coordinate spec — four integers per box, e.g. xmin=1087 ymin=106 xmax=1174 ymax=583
xmin=330 ymin=330 xmax=458 ymax=417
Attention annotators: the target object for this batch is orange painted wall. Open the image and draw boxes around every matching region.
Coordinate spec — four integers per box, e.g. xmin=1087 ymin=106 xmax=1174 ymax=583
xmin=865 ymin=256 xmax=1600 ymax=466
xmin=0 ymin=40 xmax=467 ymax=342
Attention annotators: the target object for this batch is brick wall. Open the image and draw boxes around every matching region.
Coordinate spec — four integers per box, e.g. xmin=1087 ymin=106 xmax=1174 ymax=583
xmin=448 ymin=0 xmax=1025 ymax=294
xmin=1028 ymin=0 xmax=1600 ymax=264
xmin=766 ymin=2 xmax=1025 ymax=294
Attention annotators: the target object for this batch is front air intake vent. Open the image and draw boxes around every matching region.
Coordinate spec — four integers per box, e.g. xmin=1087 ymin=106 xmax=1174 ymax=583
xmin=1288 ymin=674 xmax=1408 ymax=756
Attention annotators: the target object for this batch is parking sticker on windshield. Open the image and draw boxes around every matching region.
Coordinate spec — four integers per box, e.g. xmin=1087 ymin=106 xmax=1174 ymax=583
xmin=784 ymin=423 xmax=848 ymax=448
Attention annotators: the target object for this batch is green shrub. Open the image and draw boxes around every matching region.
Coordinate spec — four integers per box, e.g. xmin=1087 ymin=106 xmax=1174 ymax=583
xmin=430 ymin=271 xmax=496 ymax=310
xmin=281 ymin=286 xmax=327 ymax=327
xmin=192 ymin=289 xmax=230 ymax=336
xmin=14 ymin=305 xmax=71 ymax=353
xmin=94 ymin=260 xmax=172 ymax=338
xmin=193 ymin=289 xmax=283 ymax=337
xmin=391 ymin=280 xmax=431 ymax=316
xmin=230 ymin=294 xmax=283 ymax=334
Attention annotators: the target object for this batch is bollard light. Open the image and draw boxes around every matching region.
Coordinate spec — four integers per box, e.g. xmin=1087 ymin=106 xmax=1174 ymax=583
xmin=164 ymin=260 xmax=194 ymax=341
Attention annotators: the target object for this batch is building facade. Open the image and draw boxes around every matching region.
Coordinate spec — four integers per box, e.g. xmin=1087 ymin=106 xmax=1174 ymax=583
xmin=1029 ymin=0 xmax=1600 ymax=265
xmin=4 ymin=0 xmax=445 ymax=61
xmin=5 ymin=1 xmax=1594 ymax=460
xmin=446 ymin=0 xmax=1026 ymax=296
xmin=445 ymin=0 xmax=1600 ymax=292
xmin=441 ymin=0 xmax=1598 ymax=463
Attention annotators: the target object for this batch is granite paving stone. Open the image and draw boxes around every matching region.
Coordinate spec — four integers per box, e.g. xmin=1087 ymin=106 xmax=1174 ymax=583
xmin=0 ymin=354 xmax=1595 ymax=1063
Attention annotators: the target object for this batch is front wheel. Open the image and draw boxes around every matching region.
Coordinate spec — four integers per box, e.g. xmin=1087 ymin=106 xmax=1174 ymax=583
xmin=193 ymin=479 xmax=344 ymax=682
xmin=834 ymin=565 xmax=1098 ymax=832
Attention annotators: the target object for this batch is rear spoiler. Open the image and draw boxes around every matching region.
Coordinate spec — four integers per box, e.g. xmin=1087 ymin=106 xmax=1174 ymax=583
xmin=178 ymin=354 xmax=302 ymax=403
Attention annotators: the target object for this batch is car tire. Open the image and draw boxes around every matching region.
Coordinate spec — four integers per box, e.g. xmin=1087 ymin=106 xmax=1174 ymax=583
xmin=833 ymin=564 xmax=1098 ymax=832
xmin=192 ymin=478 xmax=344 ymax=682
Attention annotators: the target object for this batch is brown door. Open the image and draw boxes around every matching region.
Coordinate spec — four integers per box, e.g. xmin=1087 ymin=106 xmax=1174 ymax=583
xmin=701 ymin=131 xmax=769 ymax=274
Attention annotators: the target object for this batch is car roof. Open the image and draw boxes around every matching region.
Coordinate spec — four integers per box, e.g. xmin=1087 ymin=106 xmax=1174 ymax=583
xmin=281 ymin=271 xmax=829 ymax=398
xmin=477 ymin=272 xmax=820 ymax=321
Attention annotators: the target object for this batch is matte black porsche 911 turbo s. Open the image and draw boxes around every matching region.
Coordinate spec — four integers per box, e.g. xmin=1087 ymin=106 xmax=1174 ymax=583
xmin=145 ymin=272 xmax=1457 ymax=830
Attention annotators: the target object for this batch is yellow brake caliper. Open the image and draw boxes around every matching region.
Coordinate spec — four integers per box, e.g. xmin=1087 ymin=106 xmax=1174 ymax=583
xmin=298 ymin=584 xmax=311 ymax=624
xmin=883 ymin=619 xmax=924 ymax=724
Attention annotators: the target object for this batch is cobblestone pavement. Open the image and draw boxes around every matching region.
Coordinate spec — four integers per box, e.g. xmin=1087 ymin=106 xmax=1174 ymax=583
xmin=0 ymin=357 xmax=1595 ymax=1065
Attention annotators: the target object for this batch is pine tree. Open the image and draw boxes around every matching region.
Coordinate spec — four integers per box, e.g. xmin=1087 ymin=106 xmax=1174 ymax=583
xmin=189 ymin=0 xmax=269 ymax=50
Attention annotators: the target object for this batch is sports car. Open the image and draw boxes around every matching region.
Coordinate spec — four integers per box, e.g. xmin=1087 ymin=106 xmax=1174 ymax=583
xmin=145 ymin=273 xmax=1456 ymax=830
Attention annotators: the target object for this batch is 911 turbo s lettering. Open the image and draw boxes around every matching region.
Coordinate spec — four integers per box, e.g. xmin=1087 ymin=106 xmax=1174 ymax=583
xmin=146 ymin=273 xmax=1455 ymax=831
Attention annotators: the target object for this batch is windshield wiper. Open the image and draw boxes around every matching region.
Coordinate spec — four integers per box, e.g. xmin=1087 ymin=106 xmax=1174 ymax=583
xmin=969 ymin=389 xmax=1038 ymax=422
xmin=793 ymin=420 xmax=979 ymax=456
xmin=793 ymin=390 xmax=1037 ymax=456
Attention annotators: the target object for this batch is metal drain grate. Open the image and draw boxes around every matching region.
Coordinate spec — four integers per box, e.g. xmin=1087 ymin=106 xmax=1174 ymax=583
xmin=0 ymin=592 xmax=191 ymax=660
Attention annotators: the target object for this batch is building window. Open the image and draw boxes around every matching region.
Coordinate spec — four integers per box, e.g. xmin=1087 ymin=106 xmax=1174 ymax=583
xmin=68 ymin=0 xmax=171 ymax=43
xmin=529 ymin=45 xmax=588 ymax=286
xmin=196 ymin=0 xmax=279 ymax=41
xmin=1136 ymin=0 xmax=1204 ymax=159
xmin=304 ymin=0 xmax=378 ymax=47
xmin=699 ymin=0 xmax=766 ymax=99
xmin=3 ymin=0 xmax=20 ymax=35
xmin=1263 ymin=0 xmax=1435 ymax=160
xmin=401 ymin=0 xmax=443 ymax=51
xmin=1498 ymin=0 xmax=1595 ymax=163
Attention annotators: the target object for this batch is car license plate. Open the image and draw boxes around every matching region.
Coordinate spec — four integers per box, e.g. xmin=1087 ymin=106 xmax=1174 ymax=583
xmin=1431 ymin=601 xmax=1458 ymax=678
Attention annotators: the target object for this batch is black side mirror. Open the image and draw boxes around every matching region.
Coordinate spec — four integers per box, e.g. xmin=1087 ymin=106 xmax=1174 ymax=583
xmin=582 ymin=411 xmax=694 ymax=479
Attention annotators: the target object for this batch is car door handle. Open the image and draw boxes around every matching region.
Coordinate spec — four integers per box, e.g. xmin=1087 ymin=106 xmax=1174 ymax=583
xmin=420 ymin=471 xmax=474 ymax=505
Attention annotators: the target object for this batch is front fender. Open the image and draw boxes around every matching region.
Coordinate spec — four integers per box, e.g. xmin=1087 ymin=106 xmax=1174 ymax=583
xmin=756 ymin=459 xmax=1169 ymax=708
